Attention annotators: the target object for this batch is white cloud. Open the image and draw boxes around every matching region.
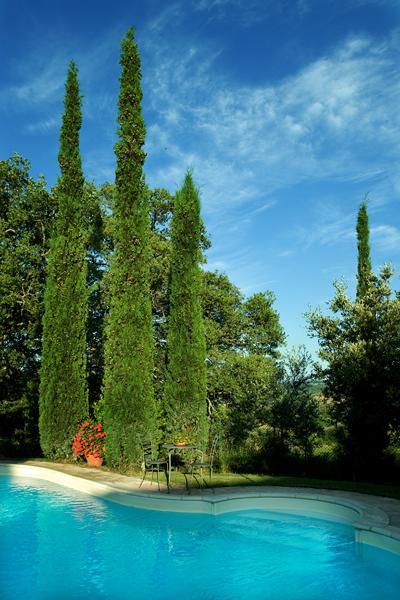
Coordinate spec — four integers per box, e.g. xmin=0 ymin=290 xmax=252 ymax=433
xmin=11 ymin=55 xmax=66 ymax=104
xmin=194 ymin=0 xmax=400 ymax=27
xmin=193 ymin=0 xmax=309 ymax=27
xmin=26 ymin=116 xmax=59 ymax=133
xmin=146 ymin=3 xmax=185 ymax=33
xmin=142 ymin=29 xmax=400 ymax=228
xmin=371 ymin=224 xmax=400 ymax=253
xmin=302 ymin=214 xmax=356 ymax=248
xmin=2 ymin=26 xmax=122 ymax=109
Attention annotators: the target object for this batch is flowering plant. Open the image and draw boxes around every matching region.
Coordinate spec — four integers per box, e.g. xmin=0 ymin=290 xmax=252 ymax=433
xmin=72 ymin=419 xmax=106 ymax=461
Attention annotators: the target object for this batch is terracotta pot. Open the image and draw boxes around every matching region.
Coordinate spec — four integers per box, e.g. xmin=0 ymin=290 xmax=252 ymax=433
xmin=86 ymin=454 xmax=103 ymax=467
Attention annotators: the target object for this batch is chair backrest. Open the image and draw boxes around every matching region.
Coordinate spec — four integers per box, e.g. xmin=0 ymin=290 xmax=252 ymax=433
xmin=208 ymin=435 xmax=219 ymax=469
xmin=141 ymin=440 xmax=153 ymax=466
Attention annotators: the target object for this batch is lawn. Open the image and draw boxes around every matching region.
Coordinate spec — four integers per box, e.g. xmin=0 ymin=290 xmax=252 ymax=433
xmin=28 ymin=458 xmax=400 ymax=500
xmin=167 ymin=471 xmax=400 ymax=499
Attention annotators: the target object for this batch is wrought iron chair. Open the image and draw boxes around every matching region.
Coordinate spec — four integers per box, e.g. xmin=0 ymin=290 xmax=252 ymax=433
xmin=187 ymin=435 xmax=219 ymax=492
xmin=139 ymin=440 xmax=168 ymax=491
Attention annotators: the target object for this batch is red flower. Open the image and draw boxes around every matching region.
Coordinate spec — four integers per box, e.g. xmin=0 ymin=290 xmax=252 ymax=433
xmin=71 ymin=419 xmax=106 ymax=462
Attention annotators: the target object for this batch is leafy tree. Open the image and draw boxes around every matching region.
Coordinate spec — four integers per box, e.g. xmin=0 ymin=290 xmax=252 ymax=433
xmin=202 ymin=271 xmax=244 ymax=352
xmin=163 ymin=172 xmax=207 ymax=447
xmin=39 ymin=62 xmax=89 ymax=458
xmin=148 ymin=187 xmax=174 ymax=238
xmin=269 ymin=347 xmax=322 ymax=463
xmin=308 ymin=267 xmax=400 ymax=478
xmin=0 ymin=155 xmax=55 ymax=455
xmin=147 ymin=187 xmax=174 ymax=402
xmin=207 ymin=351 xmax=280 ymax=446
xmin=202 ymin=272 xmax=285 ymax=357
xmin=84 ymin=182 xmax=108 ymax=410
xmin=102 ymin=29 xmax=156 ymax=467
xmin=356 ymin=200 xmax=372 ymax=299
xmin=202 ymin=270 xmax=285 ymax=461
xmin=308 ymin=203 xmax=400 ymax=477
xmin=243 ymin=292 xmax=285 ymax=356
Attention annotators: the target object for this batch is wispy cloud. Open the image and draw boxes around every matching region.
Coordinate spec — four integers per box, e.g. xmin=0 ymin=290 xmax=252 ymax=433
xmin=146 ymin=2 xmax=185 ymax=33
xmin=1 ymin=26 xmax=122 ymax=109
xmin=26 ymin=116 xmax=59 ymax=134
xmin=371 ymin=224 xmax=400 ymax=253
xmin=142 ymin=27 xmax=400 ymax=228
xmin=195 ymin=0 xmax=400 ymax=27
xmin=9 ymin=55 xmax=66 ymax=105
xmin=278 ymin=249 xmax=295 ymax=258
xmin=193 ymin=0 xmax=324 ymax=26
xmin=300 ymin=213 xmax=356 ymax=248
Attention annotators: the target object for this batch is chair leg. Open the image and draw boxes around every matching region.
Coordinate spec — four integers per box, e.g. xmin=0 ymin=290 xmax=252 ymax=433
xmin=190 ymin=466 xmax=195 ymax=491
xmin=184 ymin=472 xmax=190 ymax=494
xmin=139 ymin=468 xmax=146 ymax=489
xmin=151 ymin=468 xmax=154 ymax=486
xmin=157 ymin=466 xmax=160 ymax=491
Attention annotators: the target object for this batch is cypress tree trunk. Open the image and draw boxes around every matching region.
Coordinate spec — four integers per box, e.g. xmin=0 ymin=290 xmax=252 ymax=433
xmin=164 ymin=172 xmax=208 ymax=448
xmin=102 ymin=29 xmax=156 ymax=467
xmin=356 ymin=201 xmax=372 ymax=299
xmin=39 ymin=62 xmax=88 ymax=457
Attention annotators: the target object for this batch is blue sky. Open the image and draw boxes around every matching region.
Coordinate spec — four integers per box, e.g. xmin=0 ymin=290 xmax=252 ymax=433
xmin=1 ymin=0 xmax=400 ymax=352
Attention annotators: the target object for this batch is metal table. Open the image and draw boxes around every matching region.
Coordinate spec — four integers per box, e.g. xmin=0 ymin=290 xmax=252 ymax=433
xmin=160 ymin=444 xmax=197 ymax=489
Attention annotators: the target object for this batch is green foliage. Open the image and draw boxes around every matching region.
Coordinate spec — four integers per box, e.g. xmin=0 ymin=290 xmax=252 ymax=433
xmin=202 ymin=270 xmax=286 ymax=464
xmin=356 ymin=200 xmax=372 ymax=299
xmin=163 ymin=172 xmax=207 ymax=447
xmin=208 ymin=351 xmax=280 ymax=446
xmin=84 ymin=182 xmax=108 ymax=410
xmin=202 ymin=273 xmax=285 ymax=356
xmin=268 ymin=347 xmax=322 ymax=464
xmin=243 ymin=292 xmax=285 ymax=356
xmin=102 ymin=29 xmax=156 ymax=467
xmin=202 ymin=271 xmax=244 ymax=352
xmin=0 ymin=155 xmax=55 ymax=455
xmin=307 ymin=267 xmax=400 ymax=478
xmin=307 ymin=203 xmax=400 ymax=478
xmin=39 ymin=62 xmax=89 ymax=458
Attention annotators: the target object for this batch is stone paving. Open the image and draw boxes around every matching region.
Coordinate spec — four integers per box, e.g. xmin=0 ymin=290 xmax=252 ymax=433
xmin=8 ymin=459 xmax=399 ymax=529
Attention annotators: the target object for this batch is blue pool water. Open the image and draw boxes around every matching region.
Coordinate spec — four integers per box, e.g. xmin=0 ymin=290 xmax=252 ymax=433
xmin=1 ymin=476 xmax=400 ymax=600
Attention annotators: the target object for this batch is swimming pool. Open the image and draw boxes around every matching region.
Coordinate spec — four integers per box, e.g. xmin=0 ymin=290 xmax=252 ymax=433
xmin=1 ymin=475 xmax=400 ymax=599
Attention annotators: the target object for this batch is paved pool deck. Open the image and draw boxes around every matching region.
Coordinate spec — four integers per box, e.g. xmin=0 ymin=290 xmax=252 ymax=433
xmin=2 ymin=458 xmax=399 ymax=525
xmin=2 ymin=459 xmax=400 ymax=555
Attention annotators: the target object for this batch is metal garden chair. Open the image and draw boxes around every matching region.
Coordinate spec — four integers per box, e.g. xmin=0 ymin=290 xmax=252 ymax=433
xmin=139 ymin=440 xmax=168 ymax=491
xmin=187 ymin=435 xmax=219 ymax=492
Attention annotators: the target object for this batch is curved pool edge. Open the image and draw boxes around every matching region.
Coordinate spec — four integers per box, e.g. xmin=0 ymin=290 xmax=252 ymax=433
xmin=2 ymin=462 xmax=400 ymax=556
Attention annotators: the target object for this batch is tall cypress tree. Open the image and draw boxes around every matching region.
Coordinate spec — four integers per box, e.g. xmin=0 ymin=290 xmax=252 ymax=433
xmin=102 ymin=29 xmax=156 ymax=467
xmin=39 ymin=62 xmax=88 ymax=457
xmin=356 ymin=201 xmax=372 ymax=299
xmin=164 ymin=172 xmax=208 ymax=448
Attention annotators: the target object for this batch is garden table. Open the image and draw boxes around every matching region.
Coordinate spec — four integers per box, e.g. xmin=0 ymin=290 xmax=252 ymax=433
xmin=160 ymin=443 xmax=197 ymax=489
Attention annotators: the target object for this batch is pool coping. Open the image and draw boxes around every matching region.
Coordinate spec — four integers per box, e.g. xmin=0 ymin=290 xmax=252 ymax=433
xmin=2 ymin=462 xmax=400 ymax=556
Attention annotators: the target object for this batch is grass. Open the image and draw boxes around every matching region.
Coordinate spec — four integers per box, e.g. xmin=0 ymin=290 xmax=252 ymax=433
xmin=166 ymin=471 xmax=400 ymax=499
xmin=19 ymin=457 xmax=400 ymax=500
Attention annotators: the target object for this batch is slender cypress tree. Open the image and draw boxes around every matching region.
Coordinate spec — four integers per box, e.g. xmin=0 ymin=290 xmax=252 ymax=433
xmin=356 ymin=200 xmax=372 ymax=299
xmin=39 ymin=62 xmax=88 ymax=457
xmin=102 ymin=29 xmax=156 ymax=467
xmin=164 ymin=172 xmax=208 ymax=448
